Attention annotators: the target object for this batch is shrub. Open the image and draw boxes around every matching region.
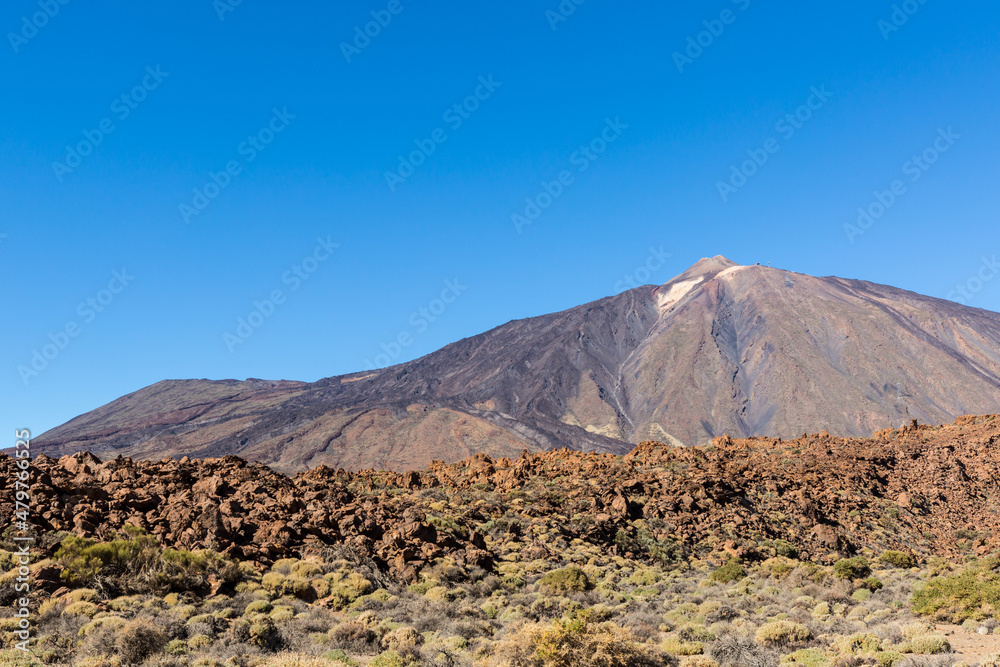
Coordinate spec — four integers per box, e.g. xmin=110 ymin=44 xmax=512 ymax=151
xmin=875 ymin=652 xmax=904 ymax=667
xmin=260 ymin=656 xmax=348 ymax=667
xmin=79 ymin=615 xmax=128 ymax=637
xmin=370 ymin=651 xmax=410 ymax=667
xmin=66 ymin=588 xmax=99 ymax=604
xmin=291 ymin=561 xmax=324 ymax=578
xmin=539 ymin=567 xmax=591 ymax=594
xmin=708 ymin=635 xmax=778 ymax=667
xmin=710 ymin=560 xmax=747 ymax=584
xmin=488 ymin=611 xmax=673 ymax=667
xmin=614 ymin=528 xmax=684 ymax=566
xmin=246 ymin=599 xmax=273 ymax=614
xmin=833 ymin=557 xmax=871 ymax=581
xmin=54 ymin=532 xmax=238 ymax=596
xmin=911 ymin=558 xmax=1000 ymax=621
xmin=330 ymin=621 xmax=380 ymax=655
xmin=754 ymin=621 xmax=813 ymax=648
xmin=63 ymin=601 xmax=99 ymax=618
xmin=904 ymin=635 xmax=950 ymax=655
xmin=860 ymin=577 xmax=884 ymax=592
xmin=249 ymin=616 xmax=283 ymax=651
xmin=116 ymin=617 xmax=168 ymax=665
xmin=682 ymin=659 xmax=721 ymax=667
xmin=833 ymin=634 xmax=882 ymax=655
xmin=664 ymin=638 xmax=706 ymax=656
xmin=780 ymin=650 xmax=831 ymax=667
xmin=879 ymin=552 xmax=916 ymax=569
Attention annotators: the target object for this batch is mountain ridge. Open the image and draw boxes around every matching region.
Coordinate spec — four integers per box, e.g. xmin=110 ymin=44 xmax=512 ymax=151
xmin=34 ymin=257 xmax=1000 ymax=471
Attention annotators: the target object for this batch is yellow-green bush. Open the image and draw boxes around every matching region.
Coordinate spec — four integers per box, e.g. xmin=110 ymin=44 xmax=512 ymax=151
xmin=754 ymin=620 xmax=812 ymax=647
xmin=538 ymin=566 xmax=591 ymax=593
xmin=488 ymin=611 xmax=671 ymax=667
xmin=66 ymin=588 xmax=99 ymax=604
xmin=833 ymin=557 xmax=871 ymax=581
xmin=245 ymin=599 xmax=273 ymax=614
xmin=710 ymin=560 xmax=746 ymax=584
xmin=780 ymin=649 xmax=831 ymax=667
xmin=680 ymin=658 xmax=720 ymax=667
xmin=63 ymin=601 xmax=98 ymax=618
xmin=663 ymin=638 xmax=705 ymax=655
xmin=79 ymin=615 xmax=127 ymax=637
xmin=911 ymin=557 xmax=1000 ymax=621
xmin=879 ymin=551 xmax=916 ymax=569
xmin=903 ymin=634 xmax=950 ymax=655
xmin=833 ymin=633 xmax=882 ymax=655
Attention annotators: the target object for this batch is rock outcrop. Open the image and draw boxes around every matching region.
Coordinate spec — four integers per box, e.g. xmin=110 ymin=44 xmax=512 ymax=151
xmin=6 ymin=416 xmax=1000 ymax=581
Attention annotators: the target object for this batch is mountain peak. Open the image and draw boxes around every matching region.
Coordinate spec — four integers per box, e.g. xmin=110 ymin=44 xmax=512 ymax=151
xmin=691 ymin=255 xmax=739 ymax=273
xmin=658 ymin=256 xmax=742 ymax=291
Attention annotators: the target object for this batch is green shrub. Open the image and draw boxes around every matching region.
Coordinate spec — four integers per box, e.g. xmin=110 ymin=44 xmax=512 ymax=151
xmin=663 ymin=638 xmax=705 ymax=656
xmin=489 ymin=610 xmax=671 ymax=667
xmin=710 ymin=560 xmax=747 ymax=584
xmin=614 ymin=528 xmax=683 ymax=566
xmin=54 ymin=531 xmax=239 ymax=596
xmin=291 ymin=561 xmax=324 ymax=578
xmin=879 ymin=551 xmax=916 ymax=569
xmin=911 ymin=558 xmax=1000 ymax=621
xmin=762 ymin=540 xmax=799 ymax=559
xmin=860 ymin=577 xmax=883 ymax=592
xmin=539 ymin=567 xmax=591 ymax=593
xmin=833 ymin=557 xmax=871 ymax=581
xmin=754 ymin=620 xmax=812 ymax=647
xmin=875 ymin=650 xmax=903 ymax=667
xmin=245 ymin=599 xmax=273 ymax=614
xmin=63 ymin=601 xmax=98 ymax=617
xmin=904 ymin=634 xmax=951 ymax=655
xmin=249 ymin=616 xmax=282 ymax=650
xmin=780 ymin=649 xmax=830 ymax=667
xmin=66 ymin=588 xmax=99 ymax=604
xmin=833 ymin=633 xmax=882 ymax=655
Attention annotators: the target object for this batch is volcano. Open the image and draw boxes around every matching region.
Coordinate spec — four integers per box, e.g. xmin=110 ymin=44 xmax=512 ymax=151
xmin=35 ymin=256 xmax=1000 ymax=471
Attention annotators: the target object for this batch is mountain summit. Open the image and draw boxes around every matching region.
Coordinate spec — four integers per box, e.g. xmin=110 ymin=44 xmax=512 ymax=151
xmin=35 ymin=258 xmax=1000 ymax=471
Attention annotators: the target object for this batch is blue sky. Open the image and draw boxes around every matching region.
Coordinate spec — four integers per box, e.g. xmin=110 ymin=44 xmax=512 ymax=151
xmin=3 ymin=1 xmax=999 ymax=438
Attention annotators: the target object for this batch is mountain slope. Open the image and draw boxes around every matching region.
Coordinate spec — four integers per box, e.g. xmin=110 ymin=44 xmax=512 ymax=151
xmin=35 ymin=257 xmax=1000 ymax=471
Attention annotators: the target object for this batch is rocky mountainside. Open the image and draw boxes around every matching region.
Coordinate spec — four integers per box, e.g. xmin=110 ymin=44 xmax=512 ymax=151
xmin=34 ymin=257 xmax=1000 ymax=472
xmin=8 ymin=415 xmax=1000 ymax=586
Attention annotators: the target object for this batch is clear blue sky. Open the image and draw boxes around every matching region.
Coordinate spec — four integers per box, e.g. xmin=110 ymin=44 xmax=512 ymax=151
xmin=3 ymin=1 xmax=999 ymax=439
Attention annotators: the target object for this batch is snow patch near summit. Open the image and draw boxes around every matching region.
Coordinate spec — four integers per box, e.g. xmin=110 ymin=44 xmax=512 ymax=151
xmin=657 ymin=277 xmax=703 ymax=313
xmin=715 ymin=265 xmax=749 ymax=280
